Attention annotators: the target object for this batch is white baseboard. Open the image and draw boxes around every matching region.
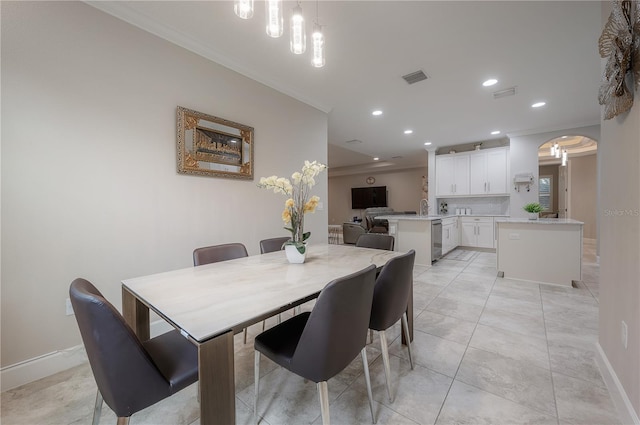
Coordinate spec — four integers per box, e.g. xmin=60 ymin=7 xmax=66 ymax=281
xmin=596 ymin=343 xmax=640 ymax=425
xmin=0 ymin=345 xmax=88 ymax=392
xmin=1 ymin=319 xmax=174 ymax=392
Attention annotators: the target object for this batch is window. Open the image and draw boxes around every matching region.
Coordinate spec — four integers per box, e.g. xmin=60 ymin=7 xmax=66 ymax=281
xmin=539 ymin=176 xmax=553 ymax=211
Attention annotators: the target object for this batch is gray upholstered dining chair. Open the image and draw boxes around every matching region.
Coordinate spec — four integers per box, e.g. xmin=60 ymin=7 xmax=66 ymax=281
xmin=193 ymin=242 xmax=248 ymax=266
xmin=355 ymin=233 xmax=395 ymax=251
xmin=254 ymin=265 xmax=378 ymax=425
xmin=193 ymin=242 xmax=252 ymax=342
xmin=69 ymin=278 xmax=198 ymax=425
xmin=259 ymin=236 xmax=293 ymax=325
xmin=369 ymin=249 xmax=416 ymax=403
xmin=259 ymin=236 xmax=291 ymax=254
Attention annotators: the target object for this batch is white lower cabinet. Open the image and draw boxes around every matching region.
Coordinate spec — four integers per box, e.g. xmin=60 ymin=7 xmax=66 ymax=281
xmin=442 ymin=217 xmax=459 ymax=254
xmin=459 ymin=217 xmax=494 ymax=248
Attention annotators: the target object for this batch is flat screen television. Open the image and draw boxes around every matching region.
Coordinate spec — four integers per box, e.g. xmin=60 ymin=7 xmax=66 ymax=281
xmin=351 ymin=186 xmax=387 ymax=209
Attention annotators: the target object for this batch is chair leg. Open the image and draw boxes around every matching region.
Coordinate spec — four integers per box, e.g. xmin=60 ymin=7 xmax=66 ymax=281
xmin=244 ymin=327 xmax=248 ymax=344
xmin=262 ymin=320 xmax=266 ymax=331
xmin=401 ymin=312 xmax=414 ymax=370
xmin=92 ymin=390 xmax=103 ymax=425
xmin=277 ymin=313 xmax=282 ymax=324
xmin=361 ymin=348 xmax=376 ymax=424
xmin=254 ymin=350 xmax=260 ymax=422
xmin=317 ymin=381 xmax=330 ymax=425
xmin=116 ymin=418 xmax=130 ymax=425
xmin=379 ymin=330 xmax=394 ymax=403
xmin=369 ymin=329 xmax=373 ymax=344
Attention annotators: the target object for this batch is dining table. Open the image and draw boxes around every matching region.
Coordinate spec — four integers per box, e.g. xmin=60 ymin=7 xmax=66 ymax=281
xmin=121 ymin=243 xmax=412 ymax=425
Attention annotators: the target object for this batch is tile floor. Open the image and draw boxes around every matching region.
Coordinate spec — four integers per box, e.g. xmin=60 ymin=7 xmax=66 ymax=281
xmin=1 ymin=241 xmax=622 ymax=425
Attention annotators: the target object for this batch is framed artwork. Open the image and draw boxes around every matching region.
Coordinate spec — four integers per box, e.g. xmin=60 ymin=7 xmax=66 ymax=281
xmin=176 ymin=106 xmax=254 ymax=179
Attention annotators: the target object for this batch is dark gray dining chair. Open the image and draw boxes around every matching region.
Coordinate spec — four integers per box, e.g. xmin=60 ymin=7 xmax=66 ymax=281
xmin=254 ymin=265 xmax=378 ymax=425
xmin=259 ymin=236 xmax=291 ymax=254
xmin=369 ymin=249 xmax=416 ymax=403
xmin=193 ymin=242 xmax=248 ymax=266
xmin=69 ymin=278 xmax=198 ymax=425
xmin=356 ymin=234 xmax=395 ymax=251
xmin=259 ymin=236 xmax=293 ymax=325
xmin=193 ymin=242 xmax=251 ymax=342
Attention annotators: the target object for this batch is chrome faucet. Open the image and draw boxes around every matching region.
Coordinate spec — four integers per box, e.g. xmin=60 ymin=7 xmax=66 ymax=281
xmin=420 ymin=199 xmax=429 ymax=216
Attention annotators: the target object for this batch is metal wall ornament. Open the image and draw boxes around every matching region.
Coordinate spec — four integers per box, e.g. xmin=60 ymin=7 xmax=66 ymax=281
xmin=598 ymin=0 xmax=640 ymax=120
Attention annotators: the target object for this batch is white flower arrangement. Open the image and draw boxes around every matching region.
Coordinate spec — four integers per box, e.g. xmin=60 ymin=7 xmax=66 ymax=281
xmin=258 ymin=161 xmax=327 ymax=254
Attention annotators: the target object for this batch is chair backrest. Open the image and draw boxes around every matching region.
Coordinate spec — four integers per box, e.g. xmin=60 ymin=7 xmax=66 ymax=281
xmin=193 ymin=242 xmax=248 ymax=266
xmin=69 ymin=278 xmax=170 ymax=417
xmin=342 ymin=223 xmax=366 ymax=244
xmin=259 ymin=236 xmax=291 ymax=254
xmin=355 ymin=233 xmax=395 ymax=251
xmin=291 ymin=265 xmax=377 ymax=382
xmin=369 ymin=250 xmax=416 ymax=331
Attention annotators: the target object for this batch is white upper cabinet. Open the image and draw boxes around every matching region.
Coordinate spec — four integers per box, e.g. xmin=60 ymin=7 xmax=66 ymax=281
xmin=435 ymin=154 xmax=470 ymax=196
xmin=437 ymin=147 xmax=509 ymax=197
xmin=469 ymin=147 xmax=509 ymax=195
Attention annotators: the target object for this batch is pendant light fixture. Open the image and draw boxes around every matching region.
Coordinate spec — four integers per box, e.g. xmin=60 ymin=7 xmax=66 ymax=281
xmin=561 ymin=149 xmax=568 ymax=166
xmin=234 ymin=0 xmax=254 ymax=19
xmin=554 ymin=142 xmax=561 ymax=159
xmin=265 ymin=0 xmax=283 ymax=38
xmin=290 ymin=1 xmax=306 ymax=54
xmin=311 ymin=1 xmax=325 ymax=67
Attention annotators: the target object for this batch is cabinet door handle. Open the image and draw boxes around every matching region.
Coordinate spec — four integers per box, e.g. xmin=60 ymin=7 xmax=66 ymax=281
xmin=484 ymin=182 xmax=487 ymax=192
xmin=488 ymin=182 xmax=490 ymax=192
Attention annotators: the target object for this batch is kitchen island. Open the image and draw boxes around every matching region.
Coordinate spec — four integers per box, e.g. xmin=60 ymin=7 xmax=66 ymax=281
xmin=377 ymin=215 xmax=441 ymax=266
xmin=495 ymin=218 xmax=583 ymax=286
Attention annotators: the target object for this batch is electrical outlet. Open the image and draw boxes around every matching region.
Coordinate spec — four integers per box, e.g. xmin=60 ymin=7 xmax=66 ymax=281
xmin=65 ymin=298 xmax=74 ymax=316
xmin=621 ymin=320 xmax=628 ymax=349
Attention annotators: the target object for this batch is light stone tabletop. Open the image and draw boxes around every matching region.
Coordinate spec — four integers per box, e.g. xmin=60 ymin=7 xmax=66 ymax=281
xmin=122 ymin=243 xmax=404 ymax=342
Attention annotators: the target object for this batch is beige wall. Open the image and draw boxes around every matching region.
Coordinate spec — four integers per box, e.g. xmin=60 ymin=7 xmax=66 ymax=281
xmin=1 ymin=2 xmax=328 ymax=368
xmin=569 ymin=154 xmax=597 ymax=239
xmin=598 ymin=3 xmax=640 ymax=420
xmin=598 ymin=32 xmax=640 ymax=425
xmin=328 ymin=168 xmax=425 ymax=224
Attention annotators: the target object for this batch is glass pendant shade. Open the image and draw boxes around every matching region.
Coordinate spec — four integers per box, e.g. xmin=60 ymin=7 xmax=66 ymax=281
xmin=311 ymin=23 xmax=325 ymax=67
xmin=234 ymin=0 xmax=254 ymax=19
xmin=265 ymin=0 xmax=283 ymax=37
xmin=554 ymin=143 xmax=561 ymax=158
xmin=290 ymin=4 xmax=306 ymax=54
xmin=550 ymin=145 xmax=555 ymax=156
xmin=562 ymin=150 xmax=568 ymax=166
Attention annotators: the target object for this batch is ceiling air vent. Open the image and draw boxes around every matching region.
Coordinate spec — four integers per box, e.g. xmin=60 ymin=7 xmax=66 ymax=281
xmin=345 ymin=139 xmax=363 ymax=145
xmin=493 ymin=86 xmax=517 ymax=99
xmin=402 ymin=70 xmax=428 ymax=85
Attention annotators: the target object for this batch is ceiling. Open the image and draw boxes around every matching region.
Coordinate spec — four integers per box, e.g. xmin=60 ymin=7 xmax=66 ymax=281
xmin=89 ymin=1 xmax=603 ymax=174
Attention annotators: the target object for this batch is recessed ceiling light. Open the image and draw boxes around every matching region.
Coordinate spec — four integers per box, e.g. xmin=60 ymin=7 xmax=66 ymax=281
xmin=424 ymin=142 xmax=432 ymax=146
xmin=531 ymin=101 xmax=546 ymax=108
xmin=483 ymin=78 xmax=498 ymax=87
xmin=561 ymin=136 xmax=568 ymax=139
xmin=372 ymin=110 xmax=383 ymax=116
xmin=491 ymin=130 xmax=500 ymax=135
xmin=404 ymin=129 xmax=413 ymax=135
xmin=373 ymin=157 xmax=380 ymax=161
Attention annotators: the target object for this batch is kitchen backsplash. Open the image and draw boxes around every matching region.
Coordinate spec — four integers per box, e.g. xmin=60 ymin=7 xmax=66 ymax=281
xmin=437 ymin=196 xmax=510 ymax=215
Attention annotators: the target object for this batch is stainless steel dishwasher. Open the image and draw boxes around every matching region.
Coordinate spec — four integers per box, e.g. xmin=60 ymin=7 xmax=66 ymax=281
xmin=431 ymin=219 xmax=442 ymax=262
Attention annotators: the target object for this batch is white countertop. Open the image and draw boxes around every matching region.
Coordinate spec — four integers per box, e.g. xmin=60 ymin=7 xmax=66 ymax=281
xmin=495 ymin=218 xmax=584 ymax=225
xmin=376 ymin=214 xmax=508 ymax=221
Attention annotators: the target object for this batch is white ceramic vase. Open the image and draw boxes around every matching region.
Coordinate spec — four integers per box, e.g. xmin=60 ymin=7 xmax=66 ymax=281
xmin=285 ymin=244 xmax=307 ymax=264
xmin=528 ymin=212 xmax=539 ymax=220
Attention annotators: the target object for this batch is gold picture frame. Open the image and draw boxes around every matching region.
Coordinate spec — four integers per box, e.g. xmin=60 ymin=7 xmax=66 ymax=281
xmin=177 ymin=106 xmax=254 ymax=179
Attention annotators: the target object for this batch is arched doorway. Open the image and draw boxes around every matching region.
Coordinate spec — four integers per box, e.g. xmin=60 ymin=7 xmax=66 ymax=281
xmin=537 ymin=135 xmax=598 ymax=238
